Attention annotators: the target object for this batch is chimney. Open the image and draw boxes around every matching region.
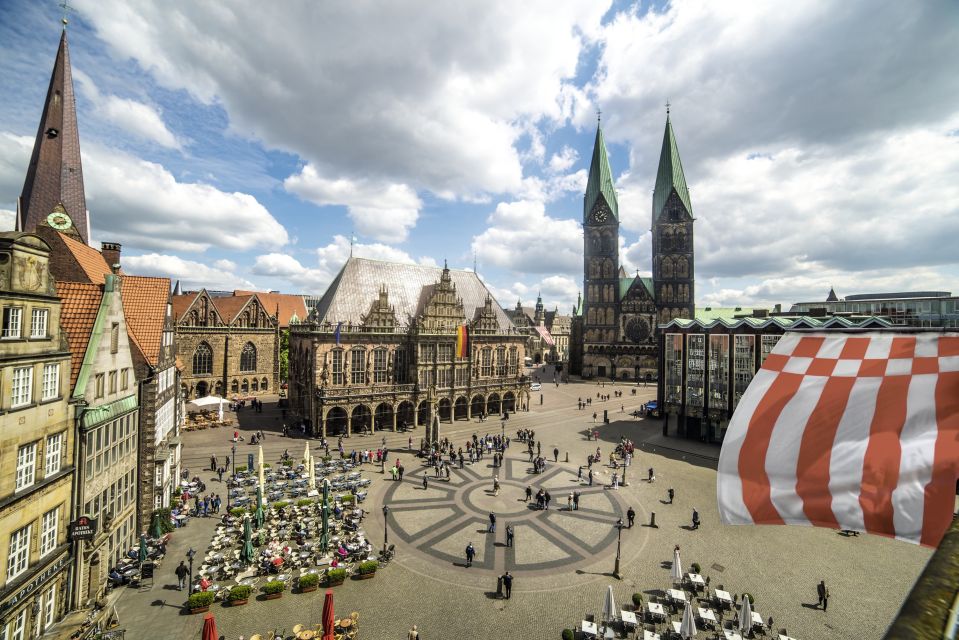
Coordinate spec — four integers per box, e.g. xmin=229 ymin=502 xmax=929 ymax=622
xmin=101 ymin=242 xmax=121 ymax=271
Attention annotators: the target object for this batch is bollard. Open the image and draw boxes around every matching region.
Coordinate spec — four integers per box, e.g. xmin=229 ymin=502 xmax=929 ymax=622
xmin=649 ymin=512 xmax=657 ymax=528
xmin=565 ymin=452 xmax=569 ymax=463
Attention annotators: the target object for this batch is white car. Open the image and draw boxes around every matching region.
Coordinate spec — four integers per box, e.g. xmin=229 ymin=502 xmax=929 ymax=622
xmin=530 ymin=382 xmax=542 ymax=391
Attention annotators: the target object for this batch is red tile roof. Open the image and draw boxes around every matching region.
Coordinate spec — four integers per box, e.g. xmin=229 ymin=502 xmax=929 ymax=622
xmin=211 ymin=295 xmax=253 ymax=324
xmin=58 ymin=232 xmax=111 ymax=284
xmin=171 ymin=293 xmax=197 ymax=320
xmin=121 ymin=275 xmax=170 ymax=367
xmin=56 ymin=281 xmax=103 ymax=390
xmin=234 ymin=290 xmax=307 ymax=328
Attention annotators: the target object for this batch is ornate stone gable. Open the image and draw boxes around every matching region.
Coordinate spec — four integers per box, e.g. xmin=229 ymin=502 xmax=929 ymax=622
xmin=472 ymin=295 xmax=500 ymax=334
xmin=361 ymin=285 xmax=397 ymax=330
xmin=231 ymin=296 xmax=273 ymax=329
xmin=179 ymin=290 xmax=224 ymax=328
xmin=418 ymin=264 xmax=466 ymax=331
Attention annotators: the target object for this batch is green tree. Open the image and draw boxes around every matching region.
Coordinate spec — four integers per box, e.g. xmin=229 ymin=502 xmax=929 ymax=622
xmin=279 ymin=329 xmax=289 ymax=382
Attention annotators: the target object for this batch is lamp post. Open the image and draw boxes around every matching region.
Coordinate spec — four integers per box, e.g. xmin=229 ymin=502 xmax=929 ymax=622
xmin=186 ymin=547 xmax=196 ymax=594
xmin=382 ymin=505 xmax=390 ymax=553
xmin=613 ymin=518 xmax=624 ymax=580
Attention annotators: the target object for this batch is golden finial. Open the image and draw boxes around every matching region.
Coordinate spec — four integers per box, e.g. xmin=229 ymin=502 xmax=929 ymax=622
xmin=59 ymin=0 xmax=73 ymax=27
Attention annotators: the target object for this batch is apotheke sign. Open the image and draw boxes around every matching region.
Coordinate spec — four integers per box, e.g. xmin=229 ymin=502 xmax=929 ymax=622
xmin=69 ymin=516 xmax=97 ymax=541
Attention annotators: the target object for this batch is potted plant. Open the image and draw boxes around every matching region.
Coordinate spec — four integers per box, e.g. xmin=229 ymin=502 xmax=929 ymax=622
xmin=298 ymin=573 xmax=320 ymax=593
xmin=226 ymin=585 xmax=252 ymax=606
xmin=261 ymin=580 xmax=286 ymax=600
xmin=690 ymin=562 xmax=702 ymax=574
xmin=742 ymin=592 xmax=755 ymax=605
xmin=356 ymin=560 xmax=378 ymax=579
xmin=340 ymin=494 xmax=355 ymax=506
xmin=229 ymin=507 xmax=247 ymax=518
xmin=235 ymin=465 xmax=248 ymax=472
xmin=632 ymin=593 xmax=643 ymax=610
xmin=562 ymin=630 xmax=575 ymax=640
xmin=326 ymin=568 xmax=347 ymax=586
xmin=273 ymin=500 xmax=290 ymax=510
xmin=187 ymin=591 xmax=215 ymax=613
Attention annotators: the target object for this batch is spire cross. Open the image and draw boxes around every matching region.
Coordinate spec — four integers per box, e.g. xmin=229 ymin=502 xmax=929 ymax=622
xmin=596 ymin=107 xmax=602 ymax=124
xmin=665 ymin=99 xmax=671 ymax=116
xmin=59 ymin=0 xmax=73 ymax=27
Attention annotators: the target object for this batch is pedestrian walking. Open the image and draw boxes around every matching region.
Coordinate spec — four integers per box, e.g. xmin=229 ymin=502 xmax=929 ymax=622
xmin=627 ymin=506 xmax=635 ymax=528
xmin=577 ymin=466 xmax=583 ymax=480
xmin=648 ymin=467 xmax=655 ymax=483
xmin=175 ymin=561 xmax=189 ymax=590
xmin=668 ymin=487 xmax=675 ymax=504
xmin=408 ymin=625 xmax=419 ymax=640
xmin=502 ymin=571 xmax=513 ymax=599
xmin=217 ymin=467 xmax=224 ymax=482
xmin=422 ymin=475 xmax=428 ymax=490
xmin=544 ymin=491 xmax=551 ymax=510
xmin=465 ymin=542 xmax=475 ymax=568
xmin=588 ymin=469 xmax=594 ymax=486
xmin=488 ymin=512 xmax=496 ymax=533
xmin=525 ymin=486 xmax=532 ymax=502
xmin=817 ymin=580 xmax=827 ymax=609
xmin=593 ymin=412 xmax=597 ymax=423
xmin=506 ymin=525 xmax=514 ymax=547
xmin=573 ymin=491 xmax=580 ymax=510
xmin=493 ymin=477 xmax=500 ymax=496
xmin=692 ymin=508 xmax=700 ymax=530
xmin=553 ymin=447 xmax=559 ymax=462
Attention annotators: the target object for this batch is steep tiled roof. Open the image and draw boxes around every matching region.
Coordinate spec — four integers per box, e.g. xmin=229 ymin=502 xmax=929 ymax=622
xmin=58 ymin=232 xmax=110 ymax=283
xmin=171 ymin=293 xmax=197 ymax=319
xmin=312 ymin=257 xmax=513 ymax=330
xmin=211 ymin=295 xmax=253 ymax=323
xmin=121 ymin=275 xmax=170 ymax=366
xmin=234 ymin=290 xmax=307 ymax=328
xmin=56 ymin=281 xmax=103 ymax=390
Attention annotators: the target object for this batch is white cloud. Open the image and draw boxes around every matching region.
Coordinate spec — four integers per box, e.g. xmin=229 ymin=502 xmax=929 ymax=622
xmin=0 ymin=133 xmax=32 ymax=209
xmin=124 ymin=253 xmax=255 ymax=290
xmin=74 ymin=68 xmax=181 ymax=149
xmin=547 ymin=146 xmax=578 ymax=173
xmin=213 ymin=259 xmax=237 ymax=271
xmin=0 ymin=209 xmax=15 ymax=231
xmin=485 ymin=273 xmax=580 ymax=313
xmin=284 ymin=165 xmax=422 ymax=242
xmin=471 ymin=200 xmax=582 ymax=275
xmin=74 ymin=0 xmax=612 ymax=199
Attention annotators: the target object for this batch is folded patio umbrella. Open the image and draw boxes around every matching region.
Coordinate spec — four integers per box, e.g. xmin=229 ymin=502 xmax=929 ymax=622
xmin=602 ymin=585 xmax=616 ymax=627
xmin=680 ymin=603 xmax=697 ymax=638
xmin=240 ymin=516 xmax=256 ymax=565
xmin=671 ymin=547 xmax=683 ymax=581
xmin=320 ymin=503 xmax=330 ymax=552
xmin=322 ymin=589 xmax=335 ymax=640
xmin=138 ymin=535 xmax=148 ymax=564
xmin=304 ymin=441 xmax=310 ymax=463
xmin=201 ymin=612 xmax=218 ymax=640
xmin=258 ymin=445 xmax=266 ymax=489
xmin=254 ymin=486 xmax=265 ymax=529
xmin=149 ymin=512 xmax=164 ymax=539
xmin=739 ymin=595 xmax=753 ymax=635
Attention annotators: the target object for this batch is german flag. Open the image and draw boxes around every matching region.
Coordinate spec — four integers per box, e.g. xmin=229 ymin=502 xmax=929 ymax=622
xmin=455 ymin=324 xmax=470 ymax=358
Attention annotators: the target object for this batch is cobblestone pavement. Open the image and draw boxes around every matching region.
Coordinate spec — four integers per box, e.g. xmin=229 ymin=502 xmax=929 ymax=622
xmin=113 ymin=371 xmax=932 ymax=639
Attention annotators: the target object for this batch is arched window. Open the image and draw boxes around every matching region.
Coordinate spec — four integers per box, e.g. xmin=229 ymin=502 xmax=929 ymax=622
xmin=241 ymin=379 xmax=249 ymax=393
xmin=251 ymin=378 xmax=259 ymax=392
xmin=193 ymin=343 xmax=212 ymax=375
xmin=350 ymin=347 xmax=366 ymax=384
xmin=261 ymin=377 xmax=268 ymax=391
xmin=231 ymin=379 xmax=239 ymax=393
xmin=240 ymin=342 xmax=257 ymax=372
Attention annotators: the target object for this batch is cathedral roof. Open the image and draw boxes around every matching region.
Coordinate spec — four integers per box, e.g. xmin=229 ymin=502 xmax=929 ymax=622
xmin=234 ymin=290 xmax=308 ymax=328
xmin=584 ymin=123 xmax=619 ymax=220
xmin=311 ymin=257 xmax=514 ymax=331
xmin=620 ymin=276 xmax=655 ymax=301
xmin=652 ymin=114 xmax=692 ymax=222
xmin=18 ymin=29 xmax=88 ymax=244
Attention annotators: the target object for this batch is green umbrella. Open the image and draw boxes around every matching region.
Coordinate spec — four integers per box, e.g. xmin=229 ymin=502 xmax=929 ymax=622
xmin=320 ymin=503 xmax=330 ymax=553
xmin=149 ymin=512 xmax=164 ymax=539
xmin=240 ymin=516 xmax=255 ymax=565
xmin=254 ymin=486 xmax=265 ymax=530
xmin=138 ymin=534 xmax=148 ymax=564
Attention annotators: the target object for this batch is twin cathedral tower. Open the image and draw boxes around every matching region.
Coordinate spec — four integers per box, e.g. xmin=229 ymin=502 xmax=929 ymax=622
xmin=572 ymin=111 xmax=696 ymax=381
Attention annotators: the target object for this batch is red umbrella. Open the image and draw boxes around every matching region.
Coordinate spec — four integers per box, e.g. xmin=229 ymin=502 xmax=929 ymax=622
xmin=201 ymin=612 xmax=218 ymax=640
xmin=322 ymin=589 xmax=335 ymax=640
xmin=272 ymin=557 xmax=284 ymax=566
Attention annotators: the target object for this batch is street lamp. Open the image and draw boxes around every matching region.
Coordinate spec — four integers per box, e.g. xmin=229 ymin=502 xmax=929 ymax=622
xmin=186 ymin=547 xmax=196 ymax=594
xmin=382 ymin=505 xmax=390 ymax=553
xmin=613 ymin=518 xmax=624 ymax=580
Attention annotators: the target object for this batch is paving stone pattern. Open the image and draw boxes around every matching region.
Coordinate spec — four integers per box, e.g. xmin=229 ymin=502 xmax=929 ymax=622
xmin=113 ymin=371 xmax=932 ymax=639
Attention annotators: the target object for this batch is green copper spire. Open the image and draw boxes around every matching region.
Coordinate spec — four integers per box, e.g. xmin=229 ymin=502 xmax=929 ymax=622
xmin=652 ymin=112 xmax=692 ymax=222
xmin=584 ymin=121 xmax=618 ymax=221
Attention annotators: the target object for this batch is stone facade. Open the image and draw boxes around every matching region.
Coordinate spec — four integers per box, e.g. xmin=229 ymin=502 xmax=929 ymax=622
xmin=290 ymin=259 xmax=529 ymax=441
xmin=173 ymin=290 xmax=279 ymax=400
xmin=0 ymin=233 xmax=73 ymax=637
xmin=505 ymin=296 xmax=572 ymax=365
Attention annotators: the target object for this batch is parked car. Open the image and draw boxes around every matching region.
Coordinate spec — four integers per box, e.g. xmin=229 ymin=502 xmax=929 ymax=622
xmin=530 ymin=382 xmax=542 ymax=391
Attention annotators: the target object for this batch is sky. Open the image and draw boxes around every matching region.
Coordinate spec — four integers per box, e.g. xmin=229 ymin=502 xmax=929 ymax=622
xmin=0 ymin=0 xmax=956 ymax=314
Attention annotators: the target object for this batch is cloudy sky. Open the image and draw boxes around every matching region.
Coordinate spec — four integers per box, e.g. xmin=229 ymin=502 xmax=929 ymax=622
xmin=0 ymin=0 xmax=956 ymax=312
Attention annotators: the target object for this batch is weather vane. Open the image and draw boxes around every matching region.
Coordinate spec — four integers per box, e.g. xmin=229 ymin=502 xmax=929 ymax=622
xmin=59 ymin=0 xmax=73 ymax=27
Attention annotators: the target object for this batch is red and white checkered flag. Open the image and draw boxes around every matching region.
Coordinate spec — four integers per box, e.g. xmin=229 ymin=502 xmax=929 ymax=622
xmin=718 ymin=332 xmax=959 ymax=547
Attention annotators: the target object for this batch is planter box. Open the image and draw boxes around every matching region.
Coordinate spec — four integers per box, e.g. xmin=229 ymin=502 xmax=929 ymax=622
xmin=265 ymin=593 xmax=283 ymax=600
xmin=327 ymin=578 xmax=345 ymax=587
xmin=300 ymin=586 xmax=318 ymax=593
xmin=229 ymin=599 xmax=248 ymax=606
xmin=189 ymin=606 xmax=210 ymax=614
xmin=357 ymin=572 xmax=376 ymax=580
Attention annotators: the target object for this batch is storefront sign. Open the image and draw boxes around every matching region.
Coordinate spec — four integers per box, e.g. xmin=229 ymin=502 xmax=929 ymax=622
xmin=0 ymin=554 xmax=69 ymax=614
xmin=70 ymin=515 xmax=97 ymax=541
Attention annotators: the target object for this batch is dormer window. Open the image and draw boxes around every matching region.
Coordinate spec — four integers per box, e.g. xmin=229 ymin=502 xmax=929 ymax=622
xmin=45 ymin=127 xmax=59 ymax=138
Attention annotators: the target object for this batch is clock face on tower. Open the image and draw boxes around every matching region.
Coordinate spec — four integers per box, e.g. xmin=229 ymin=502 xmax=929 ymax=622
xmin=46 ymin=211 xmax=73 ymax=230
xmin=590 ymin=203 xmax=610 ymax=224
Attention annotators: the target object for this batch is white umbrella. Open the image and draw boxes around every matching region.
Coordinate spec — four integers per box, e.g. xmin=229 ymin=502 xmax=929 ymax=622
xmin=602 ymin=585 xmax=616 ymax=626
xmin=303 ymin=441 xmax=310 ymax=463
xmin=680 ymin=603 xmax=697 ymax=638
xmin=308 ymin=455 xmax=316 ymax=490
xmin=739 ymin=595 xmax=752 ymax=635
xmin=671 ymin=547 xmax=683 ymax=581
xmin=258 ymin=445 xmax=266 ymax=490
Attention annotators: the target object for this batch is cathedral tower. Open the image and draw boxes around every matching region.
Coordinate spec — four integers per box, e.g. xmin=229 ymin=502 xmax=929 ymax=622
xmin=651 ymin=110 xmax=695 ymax=323
xmin=582 ymin=120 xmax=620 ymax=377
xmin=17 ymin=27 xmax=89 ymax=245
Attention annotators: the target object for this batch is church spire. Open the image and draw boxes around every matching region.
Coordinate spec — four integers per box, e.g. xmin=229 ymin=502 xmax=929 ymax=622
xmin=652 ymin=108 xmax=692 ymax=224
xmin=18 ymin=27 xmax=88 ymax=244
xmin=584 ymin=119 xmax=618 ymax=221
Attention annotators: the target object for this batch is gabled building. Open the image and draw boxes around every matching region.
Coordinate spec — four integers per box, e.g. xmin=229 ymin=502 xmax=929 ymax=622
xmin=172 ymin=290 xmax=279 ymax=399
xmin=0 ymin=234 xmax=74 ymax=637
xmin=571 ymin=111 xmax=693 ymax=381
xmin=289 ymin=258 xmax=528 ymax=442
xmin=504 ymin=294 xmax=572 ymax=365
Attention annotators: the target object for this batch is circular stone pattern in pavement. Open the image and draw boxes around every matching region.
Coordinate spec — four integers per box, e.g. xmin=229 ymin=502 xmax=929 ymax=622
xmin=382 ymin=454 xmax=637 ymax=576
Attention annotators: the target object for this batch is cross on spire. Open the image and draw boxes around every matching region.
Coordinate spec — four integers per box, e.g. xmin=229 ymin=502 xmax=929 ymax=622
xmin=596 ymin=107 xmax=602 ymax=124
xmin=666 ymin=99 xmax=671 ymax=116
xmin=59 ymin=0 xmax=73 ymax=27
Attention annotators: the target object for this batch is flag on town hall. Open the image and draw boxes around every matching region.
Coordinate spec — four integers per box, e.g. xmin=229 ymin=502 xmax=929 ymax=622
xmin=717 ymin=332 xmax=959 ymax=547
xmin=455 ymin=324 xmax=470 ymax=358
xmin=334 ymin=321 xmax=342 ymax=345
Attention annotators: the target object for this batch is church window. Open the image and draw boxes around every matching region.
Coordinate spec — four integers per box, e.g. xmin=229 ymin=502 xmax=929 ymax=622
xmin=508 ymin=347 xmax=518 ymax=375
xmin=350 ymin=347 xmax=366 ymax=384
xmin=240 ymin=342 xmax=257 ymax=372
xmin=261 ymin=378 xmax=268 ymax=391
xmin=662 ymin=257 xmax=674 ymax=278
xmin=193 ymin=343 xmax=213 ymax=375
xmin=496 ymin=346 xmax=506 ymax=376
xmin=373 ymin=348 xmax=388 ymax=383
xmin=606 ymin=308 xmax=615 ymax=325
xmin=251 ymin=378 xmax=259 ymax=392
xmin=481 ymin=348 xmax=492 ymax=377
xmin=603 ymin=259 xmax=613 ymax=279
xmin=242 ymin=379 xmax=249 ymax=393
xmin=332 ymin=349 xmax=344 ymax=385
xmin=393 ymin=349 xmax=408 ymax=384
xmin=676 ymin=256 xmax=688 ymax=278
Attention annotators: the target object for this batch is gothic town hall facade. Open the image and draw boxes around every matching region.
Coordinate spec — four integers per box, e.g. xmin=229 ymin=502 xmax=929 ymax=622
xmin=571 ymin=114 xmax=695 ymax=381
